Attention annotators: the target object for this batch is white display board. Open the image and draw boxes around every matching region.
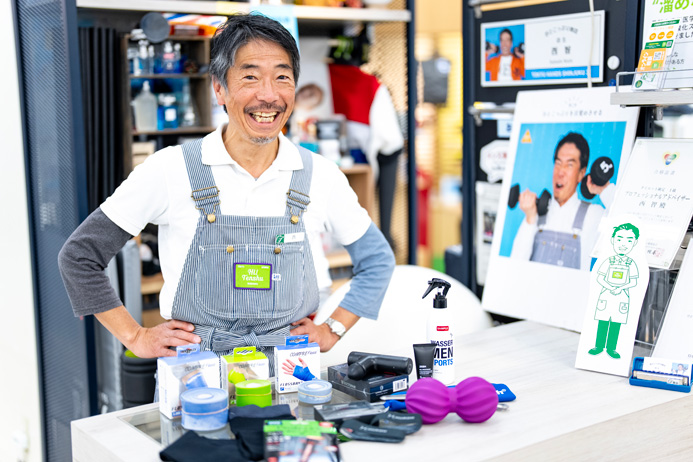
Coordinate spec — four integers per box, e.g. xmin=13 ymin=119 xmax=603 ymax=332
xmin=482 ymin=87 xmax=639 ymax=331
xmin=575 ymin=216 xmax=650 ymax=377
xmin=481 ymin=11 xmax=604 ymax=87
xmin=593 ymin=138 xmax=693 ymax=269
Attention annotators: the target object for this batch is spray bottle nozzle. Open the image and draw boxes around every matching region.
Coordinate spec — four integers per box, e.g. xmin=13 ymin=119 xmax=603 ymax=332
xmin=422 ymin=278 xmax=451 ymax=309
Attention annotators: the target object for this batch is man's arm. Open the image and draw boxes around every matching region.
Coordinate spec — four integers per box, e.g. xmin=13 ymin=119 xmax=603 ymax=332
xmin=290 ymin=222 xmax=395 ymax=351
xmin=510 ymin=189 xmax=539 ymax=260
xmin=58 ymin=208 xmax=199 ymax=357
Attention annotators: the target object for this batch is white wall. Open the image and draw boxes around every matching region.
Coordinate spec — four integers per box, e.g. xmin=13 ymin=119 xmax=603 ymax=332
xmin=0 ymin=2 xmax=44 ymax=461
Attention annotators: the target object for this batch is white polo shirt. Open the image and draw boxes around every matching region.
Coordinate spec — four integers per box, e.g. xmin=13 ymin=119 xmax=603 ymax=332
xmin=101 ymin=125 xmax=371 ymax=318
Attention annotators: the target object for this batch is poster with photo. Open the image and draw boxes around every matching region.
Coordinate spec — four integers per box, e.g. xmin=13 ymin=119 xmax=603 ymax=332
xmin=482 ymin=87 xmax=639 ymax=331
xmin=481 ymin=11 xmax=605 ymax=87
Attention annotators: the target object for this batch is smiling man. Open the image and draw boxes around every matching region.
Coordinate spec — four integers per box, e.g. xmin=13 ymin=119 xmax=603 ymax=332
xmin=510 ymin=132 xmax=615 ymax=270
xmin=58 ymin=14 xmax=395 ymax=376
xmin=486 ymin=28 xmax=524 ymax=81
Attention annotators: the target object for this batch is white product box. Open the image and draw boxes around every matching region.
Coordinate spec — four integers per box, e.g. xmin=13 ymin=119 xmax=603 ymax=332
xmin=274 ymin=335 xmax=320 ymax=394
xmin=157 ymin=344 xmax=227 ymax=419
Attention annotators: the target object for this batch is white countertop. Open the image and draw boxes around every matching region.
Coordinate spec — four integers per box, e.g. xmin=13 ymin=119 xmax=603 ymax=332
xmin=71 ymin=321 xmax=693 ymax=461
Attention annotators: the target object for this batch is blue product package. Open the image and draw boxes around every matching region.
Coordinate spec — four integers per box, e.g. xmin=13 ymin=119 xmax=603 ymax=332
xmin=493 ymin=383 xmax=516 ymax=402
xmin=180 ymin=387 xmax=229 ymax=431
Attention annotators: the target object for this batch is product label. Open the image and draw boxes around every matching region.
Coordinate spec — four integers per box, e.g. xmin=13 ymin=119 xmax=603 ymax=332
xmin=436 ymin=326 xmax=449 ymax=331
xmin=164 ymin=107 xmax=177 ymax=122
xmin=433 ymin=338 xmax=454 ymax=367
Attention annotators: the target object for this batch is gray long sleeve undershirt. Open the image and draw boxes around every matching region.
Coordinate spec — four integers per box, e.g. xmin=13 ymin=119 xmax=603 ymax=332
xmin=58 ymin=207 xmax=133 ymax=317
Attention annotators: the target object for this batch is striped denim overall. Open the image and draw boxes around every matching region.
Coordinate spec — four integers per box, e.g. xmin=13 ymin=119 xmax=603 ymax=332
xmin=171 ymin=139 xmax=320 ymax=374
xmin=531 ymin=200 xmax=590 ymax=269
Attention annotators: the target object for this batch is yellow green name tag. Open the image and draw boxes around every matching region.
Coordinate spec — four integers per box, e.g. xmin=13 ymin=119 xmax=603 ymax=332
xmin=612 ymin=271 xmax=624 ymax=279
xmin=234 ymin=263 xmax=272 ymax=290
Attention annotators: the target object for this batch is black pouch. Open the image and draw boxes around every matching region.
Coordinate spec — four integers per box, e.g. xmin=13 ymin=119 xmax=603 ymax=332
xmin=338 ymin=419 xmax=405 ymax=443
xmin=370 ymin=411 xmax=422 ymax=435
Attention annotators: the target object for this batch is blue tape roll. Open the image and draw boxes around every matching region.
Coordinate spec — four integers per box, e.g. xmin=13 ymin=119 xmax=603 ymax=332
xmin=180 ymin=387 xmax=228 ymax=431
xmin=298 ymin=380 xmax=332 ymax=404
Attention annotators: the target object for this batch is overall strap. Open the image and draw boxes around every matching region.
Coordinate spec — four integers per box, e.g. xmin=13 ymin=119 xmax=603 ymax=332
xmin=285 ymin=146 xmax=314 ymax=224
xmin=572 ymin=201 xmax=590 ymax=231
xmin=181 ymin=139 xmax=220 ymax=222
xmin=538 ymin=213 xmax=547 ymax=227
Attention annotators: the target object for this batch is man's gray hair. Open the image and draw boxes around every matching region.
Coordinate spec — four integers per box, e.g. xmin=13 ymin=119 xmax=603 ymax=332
xmin=209 ymin=13 xmax=300 ymax=89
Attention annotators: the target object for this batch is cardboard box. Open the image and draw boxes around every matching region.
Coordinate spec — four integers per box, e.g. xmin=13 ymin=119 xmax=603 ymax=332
xmin=327 ymin=363 xmax=409 ymax=402
xmin=157 ymin=344 xmax=226 ymax=419
xmin=274 ymin=335 xmax=320 ymax=394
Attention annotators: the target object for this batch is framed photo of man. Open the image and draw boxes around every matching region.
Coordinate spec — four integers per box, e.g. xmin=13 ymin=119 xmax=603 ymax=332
xmin=482 ymin=87 xmax=639 ymax=331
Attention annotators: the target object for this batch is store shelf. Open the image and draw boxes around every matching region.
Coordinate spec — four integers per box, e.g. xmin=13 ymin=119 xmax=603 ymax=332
xmin=141 ymin=272 xmax=164 ymax=295
xmin=610 ymin=89 xmax=693 ymax=108
xmin=76 ymin=0 xmax=411 ymax=23
xmin=129 ymin=73 xmax=208 ymax=79
xmin=133 ymin=126 xmax=216 ymax=136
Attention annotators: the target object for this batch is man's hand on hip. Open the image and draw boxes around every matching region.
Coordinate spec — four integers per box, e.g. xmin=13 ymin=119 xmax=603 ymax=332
xmin=290 ymin=317 xmax=339 ymax=352
xmin=95 ymin=306 xmax=200 ymax=358
xmin=130 ymin=320 xmax=201 ymax=358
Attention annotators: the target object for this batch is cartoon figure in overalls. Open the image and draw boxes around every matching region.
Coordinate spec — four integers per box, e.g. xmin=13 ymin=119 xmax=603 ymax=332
xmin=588 ymin=223 xmax=640 ymax=359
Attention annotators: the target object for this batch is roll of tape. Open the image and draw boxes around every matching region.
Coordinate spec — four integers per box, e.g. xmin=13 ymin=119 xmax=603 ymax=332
xmin=180 ymin=387 xmax=228 ymax=431
xmin=298 ymin=380 xmax=332 ymax=404
xmin=236 ymin=379 xmax=272 ymax=407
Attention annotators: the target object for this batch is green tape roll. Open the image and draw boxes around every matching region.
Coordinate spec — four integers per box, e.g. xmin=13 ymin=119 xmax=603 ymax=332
xmin=235 ymin=379 xmax=272 ymax=407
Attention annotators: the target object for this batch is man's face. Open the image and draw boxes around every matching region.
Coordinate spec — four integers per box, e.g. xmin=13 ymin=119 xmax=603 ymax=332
xmin=213 ymin=39 xmax=295 ymax=146
xmin=552 ymin=142 xmax=586 ymax=206
xmin=500 ymin=32 xmax=513 ymax=56
xmin=611 ymin=229 xmax=637 ymax=256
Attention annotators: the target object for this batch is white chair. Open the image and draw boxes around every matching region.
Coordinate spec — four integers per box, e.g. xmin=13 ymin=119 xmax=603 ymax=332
xmin=315 ymin=265 xmax=494 ymax=367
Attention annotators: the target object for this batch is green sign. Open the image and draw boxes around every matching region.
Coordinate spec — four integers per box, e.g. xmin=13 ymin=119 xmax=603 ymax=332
xmin=235 ymin=263 xmax=272 ymax=290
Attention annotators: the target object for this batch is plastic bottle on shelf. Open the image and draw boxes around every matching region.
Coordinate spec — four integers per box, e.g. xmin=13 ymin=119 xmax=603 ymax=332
xmin=135 ymin=40 xmax=149 ymax=76
xmin=162 ymin=41 xmax=176 ymax=73
xmin=180 ymin=81 xmax=197 ymax=127
xmin=173 ymin=43 xmax=183 ymax=73
xmin=157 ymin=93 xmax=179 ymax=130
xmin=146 ymin=45 xmax=155 ymax=74
xmin=132 ymin=81 xmax=157 ymax=132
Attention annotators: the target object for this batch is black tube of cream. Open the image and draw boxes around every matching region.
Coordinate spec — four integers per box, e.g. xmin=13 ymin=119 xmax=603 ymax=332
xmin=413 ymin=343 xmax=436 ymax=379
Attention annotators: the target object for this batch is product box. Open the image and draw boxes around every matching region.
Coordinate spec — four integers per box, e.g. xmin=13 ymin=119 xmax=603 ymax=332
xmin=264 ymin=420 xmax=340 ymax=462
xmin=222 ymin=346 xmax=270 ymax=400
xmin=274 ymin=335 xmax=320 ymax=394
xmin=327 ymin=363 xmax=408 ymax=402
xmin=157 ymin=344 xmax=226 ymax=419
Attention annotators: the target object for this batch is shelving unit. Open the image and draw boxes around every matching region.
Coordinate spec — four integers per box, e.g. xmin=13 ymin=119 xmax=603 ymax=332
xmin=611 ymin=90 xmax=693 ymax=108
xmin=124 ymin=33 xmax=214 ymax=167
xmin=76 ymin=0 xmax=411 ymax=23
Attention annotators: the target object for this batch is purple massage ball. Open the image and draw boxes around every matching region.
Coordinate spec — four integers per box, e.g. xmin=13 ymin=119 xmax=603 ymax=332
xmin=453 ymin=376 xmax=498 ymax=423
xmin=405 ymin=376 xmax=499 ymax=425
xmin=405 ymin=377 xmax=451 ymax=424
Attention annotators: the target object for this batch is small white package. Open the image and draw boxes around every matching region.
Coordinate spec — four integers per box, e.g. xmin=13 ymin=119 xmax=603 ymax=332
xmin=274 ymin=335 xmax=320 ymax=394
xmin=157 ymin=344 xmax=226 ymax=419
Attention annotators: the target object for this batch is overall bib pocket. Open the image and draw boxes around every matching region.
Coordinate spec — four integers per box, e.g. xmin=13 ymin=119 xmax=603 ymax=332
xmin=195 ymin=243 xmax=305 ymax=319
